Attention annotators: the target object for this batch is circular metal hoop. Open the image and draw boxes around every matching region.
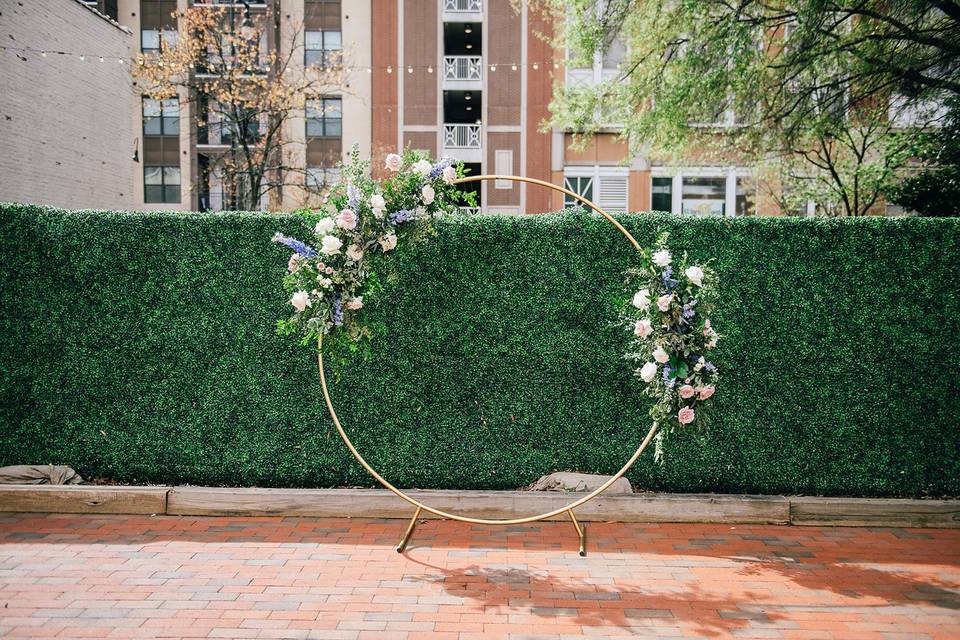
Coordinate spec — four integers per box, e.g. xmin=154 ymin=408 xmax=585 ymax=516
xmin=317 ymin=174 xmax=659 ymax=525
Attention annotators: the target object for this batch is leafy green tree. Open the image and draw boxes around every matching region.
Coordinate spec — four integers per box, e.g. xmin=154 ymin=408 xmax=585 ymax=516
xmin=530 ymin=0 xmax=959 ymax=215
xmin=891 ymin=98 xmax=960 ymax=216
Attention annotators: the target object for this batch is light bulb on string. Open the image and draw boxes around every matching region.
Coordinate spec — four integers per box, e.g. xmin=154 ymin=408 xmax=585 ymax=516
xmin=99 ymin=56 xmax=104 ymax=62
xmin=427 ymin=65 xmax=433 ymax=73
xmin=532 ymin=62 xmax=539 ymax=70
xmin=490 ymin=64 xmax=496 ymax=72
xmin=407 ymin=66 xmax=412 ymax=74
xmin=386 ymin=66 xmax=392 ymax=73
xmin=366 ymin=66 xmax=372 ymax=73
xmin=79 ymin=54 xmax=85 ymax=61
xmin=511 ymin=64 xmax=517 ymax=71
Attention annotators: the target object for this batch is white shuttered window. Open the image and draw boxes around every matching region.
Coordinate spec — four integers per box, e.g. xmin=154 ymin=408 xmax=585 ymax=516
xmin=563 ymin=167 xmax=628 ymax=212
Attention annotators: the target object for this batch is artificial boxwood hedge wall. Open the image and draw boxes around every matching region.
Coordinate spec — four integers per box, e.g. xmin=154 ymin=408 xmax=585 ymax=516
xmin=1 ymin=203 xmax=958 ymax=497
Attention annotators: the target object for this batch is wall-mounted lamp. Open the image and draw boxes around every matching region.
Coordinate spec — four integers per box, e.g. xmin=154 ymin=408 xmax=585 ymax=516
xmin=132 ymin=137 xmax=140 ymax=163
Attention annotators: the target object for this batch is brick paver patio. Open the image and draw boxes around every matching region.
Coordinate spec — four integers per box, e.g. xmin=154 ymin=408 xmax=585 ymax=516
xmin=0 ymin=513 xmax=957 ymax=639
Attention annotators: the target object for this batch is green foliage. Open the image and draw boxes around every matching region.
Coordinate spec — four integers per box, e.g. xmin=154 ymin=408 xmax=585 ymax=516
xmin=891 ymin=98 xmax=960 ymax=217
xmin=1 ymin=204 xmax=958 ymax=496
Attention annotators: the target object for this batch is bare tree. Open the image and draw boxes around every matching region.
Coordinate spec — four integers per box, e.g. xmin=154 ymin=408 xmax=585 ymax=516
xmin=132 ymin=2 xmax=346 ymax=210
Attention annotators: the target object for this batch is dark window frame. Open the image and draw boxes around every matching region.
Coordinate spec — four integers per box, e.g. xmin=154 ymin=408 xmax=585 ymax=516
xmin=306 ymin=97 xmax=342 ymax=138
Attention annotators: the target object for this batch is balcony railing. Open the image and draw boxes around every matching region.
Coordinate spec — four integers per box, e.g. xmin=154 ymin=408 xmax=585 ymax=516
xmin=458 ymin=206 xmax=480 ymax=215
xmin=444 ymin=0 xmax=481 ymax=11
xmin=443 ymin=123 xmax=481 ymax=149
xmin=443 ymin=56 xmax=482 ymax=81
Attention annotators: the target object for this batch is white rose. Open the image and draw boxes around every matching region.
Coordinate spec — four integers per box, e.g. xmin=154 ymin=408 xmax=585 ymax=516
xmin=653 ymin=346 xmax=670 ymax=363
xmin=314 ymin=217 xmax=335 ymax=235
xmin=442 ymin=165 xmax=457 ymax=184
xmin=685 ymin=265 xmax=704 ymax=287
xmin=346 ymin=244 xmax=364 ymax=262
xmin=639 ymin=362 xmax=658 ymax=383
xmin=379 ymin=232 xmax=398 ymax=252
xmin=657 ymin=293 xmax=673 ymax=312
xmin=421 ymin=184 xmax=435 ymax=205
xmin=320 ymin=235 xmax=342 ymax=255
xmin=290 ymin=290 xmax=311 ymax=312
xmin=632 ymin=289 xmax=651 ymax=309
xmin=413 ymin=159 xmax=432 ymax=176
xmin=346 ymin=296 xmax=363 ymax=311
xmin=652 ymin=249 xmax=672 ymax=267
xmin=633 ymin=319 xmax=652 ymax=337
xmin=370 ymin=193 xmax=385 ymax=210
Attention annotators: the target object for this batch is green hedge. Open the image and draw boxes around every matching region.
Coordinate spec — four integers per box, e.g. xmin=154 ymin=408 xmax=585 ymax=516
xmin=1 ymin=203 xmax=958 ymax=496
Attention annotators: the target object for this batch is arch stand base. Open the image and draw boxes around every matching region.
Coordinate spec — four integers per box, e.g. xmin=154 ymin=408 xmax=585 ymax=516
xmin=395 ymin=506 xmax=587 ymax=556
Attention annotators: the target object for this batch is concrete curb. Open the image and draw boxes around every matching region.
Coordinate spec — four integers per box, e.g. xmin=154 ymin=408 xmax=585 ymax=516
xmin=0 ymin=485 xmax=957 ymax=528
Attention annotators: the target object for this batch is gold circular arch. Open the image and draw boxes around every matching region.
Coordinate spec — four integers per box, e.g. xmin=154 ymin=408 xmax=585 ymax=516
xmin=316 ymin=174 xmax=660 ymax=555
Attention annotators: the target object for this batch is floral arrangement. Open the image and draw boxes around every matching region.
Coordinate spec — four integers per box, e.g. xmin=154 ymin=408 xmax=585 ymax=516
xmin=625 ymin=233 xmax=720 ymax=459
xmin=274 ymin=148 xmax=475 ymax=345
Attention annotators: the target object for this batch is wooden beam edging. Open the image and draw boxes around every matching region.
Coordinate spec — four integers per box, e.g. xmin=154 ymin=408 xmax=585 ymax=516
xmin=0 ymin=485 xmax=957 ymax=528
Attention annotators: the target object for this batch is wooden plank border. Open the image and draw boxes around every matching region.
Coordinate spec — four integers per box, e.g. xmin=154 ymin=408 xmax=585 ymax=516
xmin=0 ymin=485 xmax=168 ymax=515
xmin=0 ymin=485 xmax=957 ymax=528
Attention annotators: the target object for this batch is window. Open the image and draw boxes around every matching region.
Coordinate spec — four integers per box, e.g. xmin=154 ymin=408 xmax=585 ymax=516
xmin=682 ymin=176 xmax=726 ymax=216
xmin=653 ymin=167 xmax=755 ymax=216
xmin=306 ymin=97 xmax=342 ymax=138
xmin=564 ymin=167 xmax=628 ymax=212
xmin=143 ymin=98 xmax=179 ymax=136
xmin=144 ymin=166 xmax=180 ymax=203
xmin=141 ymin=29 xmax=177 ymax=53
xmin=651 ymin=177 xmax=672 ymax=212
xmin=306 ymin=166 xmax=340 ymax=190
xmin=305 ymin=31 xmax=342 ymax=67
xmin=563 ymin=176 xmax=593 ymax=207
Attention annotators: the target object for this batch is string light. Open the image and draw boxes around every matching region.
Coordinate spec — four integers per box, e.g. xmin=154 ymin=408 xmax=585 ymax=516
xmin=1 ymin=44 xmax=565 ymax=75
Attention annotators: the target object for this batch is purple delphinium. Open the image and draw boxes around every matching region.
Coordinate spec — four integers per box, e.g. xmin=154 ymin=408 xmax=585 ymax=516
xmin=703 ymin=361 xmax=716 ymax=372
xmin=682 ymin=305 xmax=696 ymax=321
xmin=661 ymin=266 xmax=678 ymax=292
xmin=429 ymin=157 xmax=454 ymax=179
xmin=662 ymin=364 xmax=676 ymax=388
xmin=272 ymin=233 xmax=318 ymax=258
xmin=389 ymin=209 xmax=416 ymax=224
xmin=332 ymin=294 xmax=344 ymax=327
xmin=346 ymin=184 xmax=362 ymax=210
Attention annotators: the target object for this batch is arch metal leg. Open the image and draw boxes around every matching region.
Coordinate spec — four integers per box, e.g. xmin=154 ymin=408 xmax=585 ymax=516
xmin=567 ymin=509 xmax=586 ymax=556
xmin=396 ymin=506 xmax=422 ymax=553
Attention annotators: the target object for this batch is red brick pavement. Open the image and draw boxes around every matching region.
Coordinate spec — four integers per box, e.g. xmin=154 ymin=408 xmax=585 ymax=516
xmin=0 ymin=513 xmax=958 ymax=639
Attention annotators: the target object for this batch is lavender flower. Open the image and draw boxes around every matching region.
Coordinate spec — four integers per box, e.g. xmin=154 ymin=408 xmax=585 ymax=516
xmin=662 ymin=364 xmax=676 ymax=388
xmin=429 ymin=157 xmax=454 ymax=179
xmin=272 ymin=233 xmax=318 ymax=258
xmin=332 ymin=294 xmax=344 ymax=327
xmin=703 ymin=361 xmax=716 ymax=372
xmin=661 ymin=266 xmax=679 ymax=292
xmin=347 ymin=183 xmax=361 ymax=210
xmin=682 ymin=306 xmax=696 ymax=321
xmin=388 ymin=208 xmax=416 ymax=225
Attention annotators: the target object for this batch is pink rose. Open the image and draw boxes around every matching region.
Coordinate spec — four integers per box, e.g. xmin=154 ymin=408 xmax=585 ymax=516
xmin=679 ymin=384 xmax=695 ymax=399
xmin=698 ymin=386 xmax=715 ymax=401
xmin=678 ymin=407 xmax=695 ymax=425
xmin=384 ymin=153 xmax=402 ymax=172
xmin=657 ymin=293 xmax=673 ymax=312
xmin=633 ymin=319 xmax=652 ymax=337
xmin=336 ymin=209 xmax=358 ymax=230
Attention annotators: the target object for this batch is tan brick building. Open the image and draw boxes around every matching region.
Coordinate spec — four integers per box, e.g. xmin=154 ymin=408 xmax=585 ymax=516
xmin=2 ymin=0 xmax=777 ymax=215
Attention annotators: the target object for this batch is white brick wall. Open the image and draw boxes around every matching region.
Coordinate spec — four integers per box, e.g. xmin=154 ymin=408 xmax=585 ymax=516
xmin=0 ymin=0 xmax=136 ymax=209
